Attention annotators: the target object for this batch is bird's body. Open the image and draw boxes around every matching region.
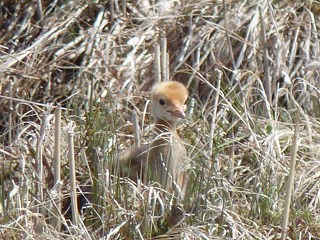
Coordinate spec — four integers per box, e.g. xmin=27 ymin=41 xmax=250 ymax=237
xmin=118 ymin=81 xmax=189 ymax=199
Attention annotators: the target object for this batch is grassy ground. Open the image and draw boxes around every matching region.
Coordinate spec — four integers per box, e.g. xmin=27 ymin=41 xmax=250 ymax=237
xmin=1 ymin=0 xmax=320 ymax=239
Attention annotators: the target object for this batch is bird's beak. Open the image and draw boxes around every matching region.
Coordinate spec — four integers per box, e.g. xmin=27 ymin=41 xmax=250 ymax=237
xmin=169 ymin=105 xmax=185 ymax=119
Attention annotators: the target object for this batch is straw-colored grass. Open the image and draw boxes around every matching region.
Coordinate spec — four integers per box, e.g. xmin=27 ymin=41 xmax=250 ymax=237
xmin=1 ymin=0 xmax=320 ymax=239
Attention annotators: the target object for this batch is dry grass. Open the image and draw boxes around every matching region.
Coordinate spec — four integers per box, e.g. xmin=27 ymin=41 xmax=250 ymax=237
xmin=1 ymin=0 xmax=320 ymax=239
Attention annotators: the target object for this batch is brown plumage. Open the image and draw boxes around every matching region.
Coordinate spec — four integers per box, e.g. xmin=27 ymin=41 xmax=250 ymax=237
xmin=119 ymin=81 xmax=189 ymax=199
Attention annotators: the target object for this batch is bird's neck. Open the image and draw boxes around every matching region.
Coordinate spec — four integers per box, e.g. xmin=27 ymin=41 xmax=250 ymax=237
xmin=154 ymin=118 xmax=177 ymax=132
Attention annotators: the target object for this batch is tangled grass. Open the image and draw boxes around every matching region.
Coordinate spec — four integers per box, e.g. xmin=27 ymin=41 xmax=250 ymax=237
xmin=1 ymin=0 xmax=320 ymax=239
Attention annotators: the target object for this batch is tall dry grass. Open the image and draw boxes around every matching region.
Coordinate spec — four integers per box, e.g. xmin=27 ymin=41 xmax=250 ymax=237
xmin=1 ymin=0 xmax=320 ymax=239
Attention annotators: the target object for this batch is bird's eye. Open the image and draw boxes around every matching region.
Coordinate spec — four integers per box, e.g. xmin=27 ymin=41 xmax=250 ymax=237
xmin=159 ymin=99 xmax=165 ymax=105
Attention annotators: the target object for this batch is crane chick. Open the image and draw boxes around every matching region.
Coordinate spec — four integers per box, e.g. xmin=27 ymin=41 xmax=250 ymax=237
xmin=119 ymin=81 xmax=189 ymax=199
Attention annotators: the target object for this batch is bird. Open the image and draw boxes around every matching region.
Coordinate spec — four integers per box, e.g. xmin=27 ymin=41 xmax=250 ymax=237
xmin=118 ymin=81 xmax=189 ymax=200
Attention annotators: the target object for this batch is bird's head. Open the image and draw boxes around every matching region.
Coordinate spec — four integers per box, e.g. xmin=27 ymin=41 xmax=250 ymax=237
xmin=151 ymin=81 xmax=188 ymax=127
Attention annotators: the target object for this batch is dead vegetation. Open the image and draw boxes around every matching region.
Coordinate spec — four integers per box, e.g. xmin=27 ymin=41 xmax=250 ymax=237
xmin=1 ymin=0 xmax=320 ymax=239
